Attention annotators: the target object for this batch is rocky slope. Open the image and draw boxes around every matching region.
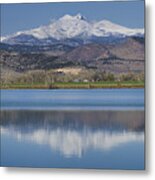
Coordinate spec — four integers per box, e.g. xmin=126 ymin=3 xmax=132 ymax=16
xmin=0 ymin=37 xmax=144 ymax=74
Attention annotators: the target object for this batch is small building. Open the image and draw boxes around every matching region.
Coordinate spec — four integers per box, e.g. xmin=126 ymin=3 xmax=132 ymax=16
xmin=73 ymin=79 xmax=80 ymax=83
xmin=83 ymin=79 xmax=89 ymax=83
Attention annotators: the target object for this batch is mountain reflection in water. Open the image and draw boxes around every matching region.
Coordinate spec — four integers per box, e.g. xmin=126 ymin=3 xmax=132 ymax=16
xmin=1 ymin=110 xmax=144 ymax=158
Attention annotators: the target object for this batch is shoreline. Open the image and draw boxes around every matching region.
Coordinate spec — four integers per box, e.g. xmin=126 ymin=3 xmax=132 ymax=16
xmin=0 ymin=82 xmax=144 ymax=89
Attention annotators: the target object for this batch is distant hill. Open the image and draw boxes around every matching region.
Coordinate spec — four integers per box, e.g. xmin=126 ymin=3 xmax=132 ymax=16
xmin=109 ymin=37 xmax=144 ymax=60
xmin=0 ymin=36 xmax=144 ymax=74
xmin=62 ymin=43 xmax=111 ymax=63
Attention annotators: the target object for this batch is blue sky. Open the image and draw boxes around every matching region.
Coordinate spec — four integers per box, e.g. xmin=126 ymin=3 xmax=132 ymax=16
xmin=1 ymin=1 xmax=144 ymax=36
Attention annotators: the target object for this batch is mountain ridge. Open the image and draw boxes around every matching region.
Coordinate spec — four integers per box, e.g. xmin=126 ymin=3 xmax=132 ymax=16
xmin=1 ymin=14 xmax=144 ymax=46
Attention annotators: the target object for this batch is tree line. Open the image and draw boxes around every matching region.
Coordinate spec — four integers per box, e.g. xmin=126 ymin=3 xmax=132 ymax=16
xmin=1 ymin=69 xmax=144 ymax=86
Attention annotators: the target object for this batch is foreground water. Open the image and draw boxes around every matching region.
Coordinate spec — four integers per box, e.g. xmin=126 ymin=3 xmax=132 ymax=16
xmin=0 ymin=89 xmax=144 ymax=169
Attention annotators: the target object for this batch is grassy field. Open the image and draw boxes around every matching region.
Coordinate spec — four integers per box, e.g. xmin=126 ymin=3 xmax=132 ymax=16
xmin=1 ymin=81 xmax=144 ymax=89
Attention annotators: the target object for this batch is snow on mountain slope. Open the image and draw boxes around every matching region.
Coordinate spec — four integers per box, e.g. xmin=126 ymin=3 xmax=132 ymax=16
xmin=1 ymin=14 xmax=144 ymax=45
xmin=92 ymin=20 xmax=144 ymax=37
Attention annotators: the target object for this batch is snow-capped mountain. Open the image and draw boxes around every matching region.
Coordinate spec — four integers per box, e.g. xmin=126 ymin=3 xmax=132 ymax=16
xmin=1 ymin=14 xmax=144 ymax=46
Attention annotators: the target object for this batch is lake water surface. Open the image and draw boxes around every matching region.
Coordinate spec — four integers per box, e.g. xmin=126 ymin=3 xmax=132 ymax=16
xmin=1 ymin=89 xmax=145 ymax=169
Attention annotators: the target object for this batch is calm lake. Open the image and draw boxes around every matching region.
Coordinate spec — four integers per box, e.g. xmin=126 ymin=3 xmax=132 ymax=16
xmin=0 ymin=89 xmax=145 ymax=169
